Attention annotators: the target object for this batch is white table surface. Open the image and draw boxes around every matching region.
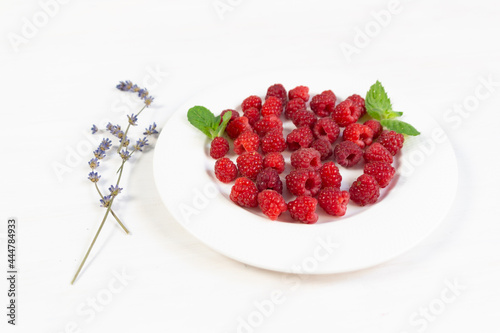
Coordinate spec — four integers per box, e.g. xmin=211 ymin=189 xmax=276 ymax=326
xmin=1 ymin=0 xmax=499 ymax=332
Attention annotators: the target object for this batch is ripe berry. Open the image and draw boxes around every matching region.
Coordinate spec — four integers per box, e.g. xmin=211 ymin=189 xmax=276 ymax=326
xmin=310 ymin=90 xmax=336 ymax=117
xmin=363 ymin=142 xmax=393 ymax=164
xmin=261 ymin=129 xmax=286 ymax=154
xmin=318 ymin=187 xmax=350 ymax=216
xmin=242 ymin=95 xmax=262 ymax=112
xmin=258 ymin=190 xmax=287 ymax=220
xmin=288 ymin=86 xmax=310 ymax=102
xmin=313 ymin=118 xmax=340 ymax=144
xmin=254 ymin=115 xmax=283 ymax=137
xmin=286 ymin=127 xmax=314 ymax=151
xmin=219 ymin=109 xmax=240 ymax=125
xmin=230 ymin=177 xmax=259 ymax=208
xmin=263 ymin=152 xmax=285 ymax=174
xmin=234 ymin=130 xmax=260 ymax=155
xmin=288 ymin=196 xmax=318 ymax=224
xmin=334 ymin=141 xmax=363 ymax=168
xmin=332 ymin=99 xmax=362 ymax=127
xmin=349 ymin=174 xmax=380 ymax=206
xmin=343 ymin=123 xmax=375 ymax=148
xmin=285 ymin=168 xmax=322 ymax=197
xmin=346 ymin=94 xmax=366 ymax=116
xmin=291 ymin=109 xmax=317 ymax=129
xmin=226 ymin=116 xmax=252 ymax=139
xmin=310 ymin=139 xmax=333 ymax=161
xmin=261 ymin=96 xmax=283 ymax=117
xmin=285 ymin=98 xmax=307 ymax=119
xmin=214 ymin=157 xmax=238 ymax=183
xmin=255 ymin=167 xmax=283 ymax=193
xmin=265 ymin=83 xmax=287 ymax=106
xmin=364 ymin=162 xmax=395 ymax=188
xmin=243 ymin=107 xmax=260 ymax=127
xmin=210 ymin=137 xmax=229 ymax=159
xmin=319 ymin=162 xmax=342 ymax=189
xmin=377 ymin=130 xmax=404 ymax=155
xmin=290 ymin=148 xmax=322 ymax=170
xmin=364 ymin=119 xmax=382 ymax=139
xmin=236 ymin=151 xmax=263 ymax=180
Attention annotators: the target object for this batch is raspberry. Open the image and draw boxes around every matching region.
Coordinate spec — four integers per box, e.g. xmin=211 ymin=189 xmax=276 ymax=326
xmin=236 ymin=151 xmax=263 ymax=180
xmin=346 ymin=94 xmax=366 ymax=116
xmin=285 ymin=168 xmax=322 ymax=197
xmin=310 ymin=90 xmax=336 ymax=117
xmin=319 ymin=162 xmax=342 ymax=189
xmin=263 ymin=152 xmax=285 ymax=174
xmin=290 ymin=148 xmax=322 ymax=171
xmin=285 ymin=98 xmax=307 ymax=119
xmin=214 ymin=157 xmax=238 ymax=183
xmin=219 ymin=109 xmax=240 ymax=125
xmin=318 ymin=187 xmax=350 ymax=216
xmin=377 ymin=130 xmax=404 ymax=155
xmin=261 ymin=129 xmax=286 ymax=154
xmin=230 ymin=177 xmax=259 ymax=208
xmin=364 ymin=119 xmax=382 ymax=139
xmin=342 ymin=123 xmax=375 ymax=148
xmin=313 ymin=118 xmax=340 ymax=144
xmin=287 ymin=196 xmax=318 ymax=224
xmin=286 ymin=127 xmax=314 ymax=151
xmin=258 ymin=190 xmax=287 ymax=220
xmin=254 ymin=115 xmax=283 ymax=137
xmin=255 ymin=167 xmax=283 ymax=193
xmin=332 ymin=99 xmax=362 ymax=127
xmin=234 ymin=130 xmax=260 ymax=155
xmin=242 ymin=95 xmax=262 ymax=112
xmin=291 ymin=109 xmax=317 ymax=129
xmin=334 ymin=141 xmax=363 ymax=168
xmin=363 ymin=142 xmax=393 ymax=164
xmin=226 ymin=116 xmax=252 ymax=139
xmin=210 ymin=137 xmax=229 ymax=159
xmin=261 ymin=96 xmax=283 ymax=117
xmin=364 ymin=162 xmax=395 ymax=188
xmin=265 ymin=83 xmax=287 ymax=106
xmin=310 ymin=139 xmax=333 ymax=160
xmin=243 ymin=107 xmax=260 ymax=127
xmin=349 ymin=174 xmax=380 ymax=206
xmin=288 ymin=86 xmax=310 ymax=102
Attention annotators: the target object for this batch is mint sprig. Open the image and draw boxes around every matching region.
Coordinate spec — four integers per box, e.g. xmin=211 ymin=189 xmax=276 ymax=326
xmin=187 ymin=106 xmax=231 ymax=139
xmin=365 ymin=81 xmax=420 ymax=136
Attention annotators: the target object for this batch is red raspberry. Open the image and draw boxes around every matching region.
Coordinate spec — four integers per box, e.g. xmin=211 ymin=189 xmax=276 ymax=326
xmin=363 ymin=142 xmax=393 ymax=164
xmin=258 ymin=190 xmax=287 ymax=220
xmin=285 ymin=98 xmax=307 ymax=119
xmin=236 ymin=151 xmax=263 ymax=180
xmin=285 ymin=168 xmax=322 ymax=197
xmin=349 ymin=174 xmax=380 ymax=206
xmin=255 ymin=167 xmax=283 ymax=193
xmin=286 ymin=127 xmax=314 ymax=151
xmin=288 ymin=86 xmax=310 ymax=102
xmin=364 ymin=162 xmax=395 ymax=188
xmin=254 ymin=115 xmax=283 ymax=137
xmin=332 ymin=99 xmax=362 ymax=127
xmin=242 ymin=95 xmax=262 ymax=112
xmin=318 ymin=187 xmax=350 ymax=216
xmin=261 ymin=96 xmax=283 ymax=117
xmin=243 ymin=107 xmax=260 ymax=127
xmin=226 ymin=116 xmax=252 ymax=139
xmin=290 ymin=148 xmax=322 ymax=171
xmin=291 ymin=109 xmax=317 ymax=129
xmin=313 ymin=118 xmax=340 ymax=144
xmin=377 ymin=130 xmax=404 ymax=155
xmin=334 ymin=141 xmax=363 ymax=168
xmin=234 ymin=130 xmax=260 ymax=155
xmin=342 ymin=123 xmax=375 ymax=148
xmin=364 ymin=119 xmax=382 ymax=139
xmin=214 ymin=157 xmax=238 ymax=183
xmin=230 ymin=177 xmax=259 ymax=208
xmin=265 ymin=83 xmax=287 ymax=106
xmin=346 ymin=94 xmax=366 ymax=116
xmin=210 ymin=137 xmax=229 ymax=159
xmin=319 ymin=162 xmax=342 ymax=189
xmin=219 ymin=109 xmax=240 ymax=124
xmin=310 ymin=139 xmax=333 ymax=160
xmin=310 ymin=90 xmax=336 ymax=117
xmin=288 ymin=196 xmax=318 ymax=224
xmin=261 ymin=129 xmax=286 ymax=154
xmin=263 ymin=152 xmax=285 ymax=174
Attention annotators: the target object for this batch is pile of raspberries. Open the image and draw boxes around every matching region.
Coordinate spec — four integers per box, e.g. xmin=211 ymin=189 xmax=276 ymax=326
xmin=209 ymin=84 xmax=404 ymax=224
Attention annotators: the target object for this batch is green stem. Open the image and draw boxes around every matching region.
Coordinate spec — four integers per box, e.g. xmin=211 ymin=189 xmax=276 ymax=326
xmin=94 ymin=183 xmax=129 ymax=234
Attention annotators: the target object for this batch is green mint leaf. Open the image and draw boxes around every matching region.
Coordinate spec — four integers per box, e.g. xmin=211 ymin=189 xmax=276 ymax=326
xmin=187 ymin=106 xmax=217 ymax=139
xmin=365 ymin=80 xmax=393 ymax=120
xmin=380 ymin=119 xmax=420 ymax=136
xmin=216 ymin=110 xmax=232 ymax=137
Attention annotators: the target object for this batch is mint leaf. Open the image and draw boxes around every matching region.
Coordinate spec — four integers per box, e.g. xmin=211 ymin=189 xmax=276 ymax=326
xmin=216 ymin=110 xmax=232 ymax=137
xmin=380 ymin=119 xmax=420 ymax=136
xmin=384 ymin=110 xmax=403 ymax=119
xmin=187 ymin=106 xmax=217 ymax=138
xmin=365 ymin=81 xmax=393 ymax=120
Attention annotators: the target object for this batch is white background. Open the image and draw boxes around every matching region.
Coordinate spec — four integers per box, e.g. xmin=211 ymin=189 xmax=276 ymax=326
xmin=1 ymin=0 xmax=500 ymax=332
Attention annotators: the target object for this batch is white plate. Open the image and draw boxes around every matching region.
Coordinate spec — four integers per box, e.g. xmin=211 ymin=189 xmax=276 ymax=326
xmin=153 ymin=71 xmax=458 ymax=274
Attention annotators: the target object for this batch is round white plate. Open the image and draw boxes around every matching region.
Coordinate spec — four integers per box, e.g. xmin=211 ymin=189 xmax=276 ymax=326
xmin=153 ymin=71 xmax=458 ymax=274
